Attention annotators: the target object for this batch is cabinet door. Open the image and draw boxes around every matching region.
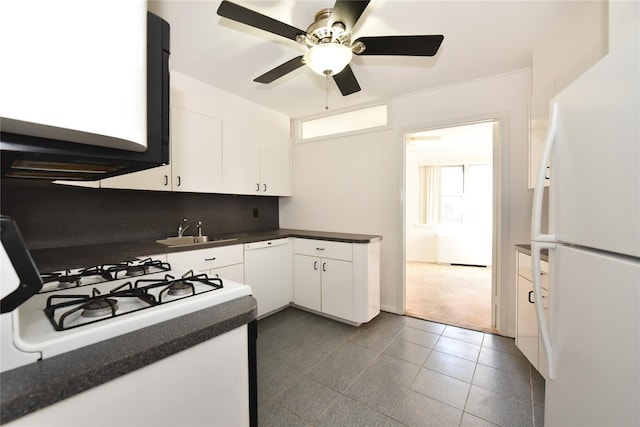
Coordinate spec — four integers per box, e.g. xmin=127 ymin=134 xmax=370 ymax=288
xmin=222 ymin=123 xmax=260 ymax=195
xmin=260 ymin=136 xmax=290 ymax=196
xmin=172 ymin=107 xmax=222 ymax=193
xmin=321 ymin=259 xmax=353 ymax=320
xmin=212 ymin=263 xmax=244 ymax=283
xmin=516 ymin=274 xmax=539 ymax=368
xmin=293 ymin=254 xmax=321 ymax=312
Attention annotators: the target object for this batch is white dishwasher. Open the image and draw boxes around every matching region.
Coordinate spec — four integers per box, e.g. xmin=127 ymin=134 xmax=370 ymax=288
xmin=244 ymin=238 xmax=292 ymax=318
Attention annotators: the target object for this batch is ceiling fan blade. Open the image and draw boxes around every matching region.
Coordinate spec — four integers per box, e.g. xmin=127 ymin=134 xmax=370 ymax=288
xmin=332 ymin=65 xmax=361 ymax=96
xmin=354 ymin=35 xmax=444 ymax=56
xmin=254 ymin=56 xmax=305 ymax=84
xmin=329 ymin=0 xmax=370 ymax=33
xmin=217 ymin=0 xmax=306 ymax=42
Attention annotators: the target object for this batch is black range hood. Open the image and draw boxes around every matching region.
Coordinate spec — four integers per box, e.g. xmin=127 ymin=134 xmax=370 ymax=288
xmin=0 ymin=12 xmax=170 ymax=181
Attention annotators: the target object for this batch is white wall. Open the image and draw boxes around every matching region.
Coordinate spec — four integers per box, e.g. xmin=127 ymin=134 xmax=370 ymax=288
xmin=280 ymin=69 xmax=532 ymax=336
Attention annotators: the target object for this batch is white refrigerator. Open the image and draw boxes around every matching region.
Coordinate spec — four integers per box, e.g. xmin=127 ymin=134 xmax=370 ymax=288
xmin=531 ymin=32 xmax=640 ymax=426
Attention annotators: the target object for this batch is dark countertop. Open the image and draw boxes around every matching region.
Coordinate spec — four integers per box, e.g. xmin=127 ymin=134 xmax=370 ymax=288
xmin=1 ymin=295 xmax=257 ymax=424
xmin=515 ymin=244 xmax=549 ymax=261
xmin=30 ymin=228 xmax=383 ymax=271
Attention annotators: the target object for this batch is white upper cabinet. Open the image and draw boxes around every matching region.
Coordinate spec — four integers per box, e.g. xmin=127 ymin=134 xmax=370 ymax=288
xmin=101 ymin=107 xmax=223 ymax=193
xmin=101 ymin=71 xmax=289 ymax=195
xmin=222 ymin=122 xmax=291 ymax=196
xmin=260 ymin=136 xmax=291 ymax=196
xmin=222 ymin=123 xmax=261 ymax=194
xmin=0 ymin=1 xmax=147 ymax=151
xmin=171 ymin=107 xmax=223 ymax=193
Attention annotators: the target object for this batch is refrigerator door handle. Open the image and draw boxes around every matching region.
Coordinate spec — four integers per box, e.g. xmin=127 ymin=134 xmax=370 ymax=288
xmin=532 ymin=101 xmax=558 ymax=242
xmin=532 ymin=241 xmax=556 ymax=380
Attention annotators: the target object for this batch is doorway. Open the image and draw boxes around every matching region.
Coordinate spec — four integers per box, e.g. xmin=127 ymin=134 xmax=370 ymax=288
xmin=404 ymin=121 xmax=496 ymax=333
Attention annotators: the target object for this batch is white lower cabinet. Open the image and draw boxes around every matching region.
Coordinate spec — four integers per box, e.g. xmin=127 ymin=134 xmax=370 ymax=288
xmin=166 ymin=245 xmax=244 ymax=283
xmin=293 ymin=238 xmax=380 ymax=325
xmin=515 ymin=250 xmax=549 ymax=376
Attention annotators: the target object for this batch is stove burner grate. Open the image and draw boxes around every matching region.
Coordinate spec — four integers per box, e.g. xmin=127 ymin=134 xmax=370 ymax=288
xmin=43 ymin=269 xmax=224 ymax=331
xmin=44 ymin=287 xmax=157 ymax=331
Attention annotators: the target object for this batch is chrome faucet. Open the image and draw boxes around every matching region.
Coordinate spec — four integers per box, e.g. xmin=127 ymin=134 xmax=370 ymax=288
xmin=177 ymin=218 xmax=190 ymax=237
xmin=178 ymin=218 xmax=203 ymax=238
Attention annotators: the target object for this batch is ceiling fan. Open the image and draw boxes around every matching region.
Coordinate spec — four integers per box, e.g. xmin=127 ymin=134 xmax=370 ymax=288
xmin=216 ymin=0 xmax=444 ymax=96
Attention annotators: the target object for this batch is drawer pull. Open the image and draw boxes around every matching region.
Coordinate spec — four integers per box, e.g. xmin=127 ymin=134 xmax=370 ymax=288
xmin=316 ymin=247 xmax=325 ymax=251
xmin=528 ymin=290 xmax=535 ymax=304
xmin=205 ymin=257 xmax=216 ymax=261
xmin=322 ymin=262 xmax=327 ymax=272
xmin=313 ymin=261 xmax=318 ymax=270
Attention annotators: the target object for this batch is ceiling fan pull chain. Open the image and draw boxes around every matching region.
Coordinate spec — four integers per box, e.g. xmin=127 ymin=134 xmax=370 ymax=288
xmin=325 ymin=71 xmax=330 ymax=110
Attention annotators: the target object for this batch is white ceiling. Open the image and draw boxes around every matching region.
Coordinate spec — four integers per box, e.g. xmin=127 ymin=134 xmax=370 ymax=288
xmin=148 ymin=0 xmax=573 ymax=119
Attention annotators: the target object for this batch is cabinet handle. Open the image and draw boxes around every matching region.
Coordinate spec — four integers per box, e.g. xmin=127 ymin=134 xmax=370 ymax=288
xmin=316 ymin=247 xmax=325 ymax=251
xmin=177 ymin=176 xmax=181 ymax=187
xmin=322 ymin=262 xmax=327 ymax=272
xmin=313 ymin=261 xmax=318 ymax=270
xmin=164 ymin=175 xmax=168 ymax=186
xmin=545 ymin=165 xmax=550 ymax=180
xmin=263 ymin=183 xmax=267 ymax=192
xmin=205 ymin=257 xmax=216 ymax=261
xmin=256 ymin=183 xmax=260 ymax=192
xmin=528 ymin=290 xmax=535 ymax=304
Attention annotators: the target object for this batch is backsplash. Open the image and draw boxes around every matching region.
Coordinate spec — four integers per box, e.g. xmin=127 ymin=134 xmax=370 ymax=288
xmin=0 ymin=179 xmax=279 ymax=250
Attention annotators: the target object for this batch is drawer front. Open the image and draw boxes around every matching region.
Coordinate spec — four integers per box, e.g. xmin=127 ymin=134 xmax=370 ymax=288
xmin=517 ymin=251 xmax=548 ymax=281
xmin=294 ymin=238 xmax=352 ymax=261
xmin=167 ymin=245 xmax=244 ymax=272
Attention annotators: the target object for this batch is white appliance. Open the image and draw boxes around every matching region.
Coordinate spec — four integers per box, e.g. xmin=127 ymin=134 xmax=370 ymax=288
xmin=531 ymin=33 xmax=640 ymax=426
xmin=0 ymin=216 xmax=257 ymax=425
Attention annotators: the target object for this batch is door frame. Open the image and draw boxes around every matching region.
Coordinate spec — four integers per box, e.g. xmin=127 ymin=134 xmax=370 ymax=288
xmin=398 ymin=112 xmax=510 ymax=333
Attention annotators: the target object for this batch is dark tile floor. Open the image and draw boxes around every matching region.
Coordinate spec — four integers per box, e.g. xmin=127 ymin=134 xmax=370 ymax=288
xmin=257 ymin=307 xmax=545 ymax=427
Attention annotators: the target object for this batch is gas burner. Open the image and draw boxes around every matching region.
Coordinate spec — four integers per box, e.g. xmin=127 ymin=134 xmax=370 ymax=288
xmin=82 ymin=298 xmax=119 ymax=318
xmin=125 ymin=265 xmax=149 ymax=277
xmin=167 ymin=280 xmax=194 ymax=297
xmin=56 ymin=275 xmax=82 ymax=289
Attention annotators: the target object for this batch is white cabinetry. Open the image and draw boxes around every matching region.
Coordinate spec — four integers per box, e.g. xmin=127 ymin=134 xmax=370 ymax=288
xmin=222 ymin=122 xmax=290 ymax=196
xmin=293 ymin=238 xmax=380 ymax=324
xmin=243 ymin=239 xmax=292 ymax=318
xmin=167 ymin=245 xmax=244 ymax=283
xmin=515 ymin=250 xmax=549 ymax=376
xmin=101 ymin=107 xmax=222 ymax=192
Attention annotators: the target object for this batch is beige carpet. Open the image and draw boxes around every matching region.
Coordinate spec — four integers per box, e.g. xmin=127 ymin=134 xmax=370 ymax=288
xmin=405 ymin=262 xmax=496 ymax=334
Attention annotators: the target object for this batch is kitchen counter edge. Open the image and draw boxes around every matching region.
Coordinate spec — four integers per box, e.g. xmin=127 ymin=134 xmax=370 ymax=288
xmin=515 ymin=244 xmax=549 ymax=261
xmin=30 ymin=229 xmax=383 ymax=271
xmin=0 ymin=296 xmax=257 ymax=425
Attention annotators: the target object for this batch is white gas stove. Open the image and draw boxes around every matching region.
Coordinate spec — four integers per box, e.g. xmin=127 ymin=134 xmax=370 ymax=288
xmin=1 ymin=253 xmax=252 ymax=372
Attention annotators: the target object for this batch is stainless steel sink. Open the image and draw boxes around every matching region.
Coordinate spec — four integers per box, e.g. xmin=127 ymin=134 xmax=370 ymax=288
xmin=155 ymin=236 xmax=237 ymax=247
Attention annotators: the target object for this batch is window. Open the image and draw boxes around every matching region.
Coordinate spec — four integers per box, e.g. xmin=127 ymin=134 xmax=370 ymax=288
xmin=419 ymin=164 xmax=491 ymax=225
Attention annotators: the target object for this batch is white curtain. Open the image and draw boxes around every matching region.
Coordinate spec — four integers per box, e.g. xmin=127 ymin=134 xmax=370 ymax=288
xmin=419 ymin=165 xmax=441 ymax=224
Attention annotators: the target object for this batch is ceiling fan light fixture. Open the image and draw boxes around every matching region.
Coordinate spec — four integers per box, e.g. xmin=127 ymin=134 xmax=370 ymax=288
xmin=304 ymin=43 xmax=352 ymax=76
